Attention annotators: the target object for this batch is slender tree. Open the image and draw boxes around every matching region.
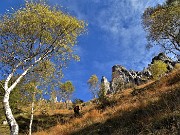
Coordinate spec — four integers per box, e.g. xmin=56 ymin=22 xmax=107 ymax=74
xmin=23 ymin=82 xmax=40 ymax=135
xmin=23 ymin=60 xmax=55 ymax=135
xmin=87 ymin=74 xmax=99 ymax=99
xmin=59 ymin=81 xmax=75 ymax=108
xmin=0 ymin=1 xmax=86 ymax=134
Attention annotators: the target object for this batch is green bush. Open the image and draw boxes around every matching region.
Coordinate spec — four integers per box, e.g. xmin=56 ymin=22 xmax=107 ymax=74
xmin=150 ymin=60 xmax=168 ymax=80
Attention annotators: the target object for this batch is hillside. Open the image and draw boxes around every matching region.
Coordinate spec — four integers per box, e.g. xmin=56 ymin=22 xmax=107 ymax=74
xmin=33 ymin=67 xmax=180 ymax=135
xmin=0 ymin=1 xmax=179 ymax=135
xmin=0 ymin=67 xmax=180 ymax=135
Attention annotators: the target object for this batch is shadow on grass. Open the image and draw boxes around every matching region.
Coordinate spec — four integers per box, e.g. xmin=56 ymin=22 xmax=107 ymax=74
xmin=131 ymin=80 xmax=160 ymax=96
xmin=17 ymin=112 xmax=73 ymax=134
xmin=71 ymin=87 xmax=180 ymax=135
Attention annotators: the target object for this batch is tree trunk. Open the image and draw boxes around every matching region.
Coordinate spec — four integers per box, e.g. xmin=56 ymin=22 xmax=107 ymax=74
xmin=2 ymin=57 xmax=42 ymax=135
xmin=3 ymin=65 xmax=33 ymax=135
xmin=29 ymin=92 xmax=35 ymax=135
xmin=3 ymin=90 xmax=19 ymax=135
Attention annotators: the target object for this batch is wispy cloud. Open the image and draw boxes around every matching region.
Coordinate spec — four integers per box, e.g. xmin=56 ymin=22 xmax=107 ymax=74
xmin=95 ymin=0 xmax=164 ymax=42
xmin=56 ymin=0 xmax=166 ymax=71
xmin=48 ymin=0 xmax=166 ymax=101
xmin=91 ymin=0 xmax=165 ymax=70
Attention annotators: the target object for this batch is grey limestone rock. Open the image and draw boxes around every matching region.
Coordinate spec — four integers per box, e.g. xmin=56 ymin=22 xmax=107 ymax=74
xmin=101 ymin=76 xmax=111 ymax=95
xmin=101 ymin=53 xmax=178 ymax=94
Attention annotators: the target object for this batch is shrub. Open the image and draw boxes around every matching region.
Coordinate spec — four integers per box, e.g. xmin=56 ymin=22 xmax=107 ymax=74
xmin=97 ymin=84 xmax=111 ymax=111
xmin=150 ymin=60 xmax=168 ymax=80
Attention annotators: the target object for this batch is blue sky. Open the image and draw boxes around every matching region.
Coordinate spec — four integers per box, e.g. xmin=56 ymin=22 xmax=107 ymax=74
xmin=0 ymin=0 xmax=166 ymax=101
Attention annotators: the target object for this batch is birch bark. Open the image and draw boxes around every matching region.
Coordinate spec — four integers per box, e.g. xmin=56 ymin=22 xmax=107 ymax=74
xmin=29 ymin=91 xmax=35 ymax=135
xmin=3 ymin=58 xmax=42 ymax=135
xmin=3 ymin=90 xmax=19 ymax=135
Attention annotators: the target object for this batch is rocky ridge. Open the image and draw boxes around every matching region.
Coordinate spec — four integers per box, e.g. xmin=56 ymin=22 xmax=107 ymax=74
xmin=101 ymin=53 xmax=179 ymax=94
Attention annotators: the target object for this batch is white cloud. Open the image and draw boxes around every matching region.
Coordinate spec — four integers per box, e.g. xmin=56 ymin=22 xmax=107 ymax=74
xmin=51 ymin=0 xmax=165 ymax=67
xmin=47 ymin=0 xmax=166 ymax=101
xmin=95 ymin=0 xmax=165 ymax=39
xmin=96 ymin=0 xmax=144 ymax=39
xmin=91 ymin=0 xmax=165 ymax=68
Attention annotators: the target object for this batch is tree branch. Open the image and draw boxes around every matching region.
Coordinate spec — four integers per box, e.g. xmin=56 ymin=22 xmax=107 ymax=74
xmin=9 ymin=57 xmax=42 ymax=92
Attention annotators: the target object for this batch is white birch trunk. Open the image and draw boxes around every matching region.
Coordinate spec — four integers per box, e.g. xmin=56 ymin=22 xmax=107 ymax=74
xmin=3 ymin=57 xmax=42 ymax=135
xmin=29 ymin=92 xmax=35 ymax=135
xmin=3 ymin=65 xmax=33 ymax=135
xmin=3 ymin=89 xmax=19 ymax=135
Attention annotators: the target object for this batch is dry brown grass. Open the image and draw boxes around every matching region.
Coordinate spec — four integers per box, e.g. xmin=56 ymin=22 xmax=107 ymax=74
xmin=33 ymin=109 xmax=104 ymax=135
xmin=32 ymin=69 xmax=180 ymax=135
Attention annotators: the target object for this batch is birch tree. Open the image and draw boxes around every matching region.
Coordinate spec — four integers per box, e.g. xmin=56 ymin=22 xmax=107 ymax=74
xmin=87 ymin=75 xmax=99 ymax=99
xmin=59 ymin=81 xmax=74 ymax=108
xmin=142 ymin=0 xmax=180 ymax=57
xmin=0 ymin=1 xmax=86 ymax=134
xmin=22 ymin=60 xmax=55 ymax=135
xmin=22 ymin=82 xmax=39 ymax=135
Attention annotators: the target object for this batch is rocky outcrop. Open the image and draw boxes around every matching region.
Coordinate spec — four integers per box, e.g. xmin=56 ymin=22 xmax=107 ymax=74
xmin=101 ymin=53 xmax=178 ymax=94
xmin=111 ymin=65 xmax=150 ymax=93
xmin=101 ymin=76 xmax=111 ymax=95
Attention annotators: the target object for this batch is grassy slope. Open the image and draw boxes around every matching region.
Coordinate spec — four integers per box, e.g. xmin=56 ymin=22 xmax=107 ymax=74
xmin=34 ymin=68 xmax=180 ymax=135
xmin=0 ymin=68 xmax=179 ymax=135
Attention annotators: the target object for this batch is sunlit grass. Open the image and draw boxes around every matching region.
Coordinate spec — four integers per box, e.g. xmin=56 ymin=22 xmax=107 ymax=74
xmin=1 ymin=69 xmax=179 ymax=135
xmin=35 ymin=69 xmax=179 ymax=135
